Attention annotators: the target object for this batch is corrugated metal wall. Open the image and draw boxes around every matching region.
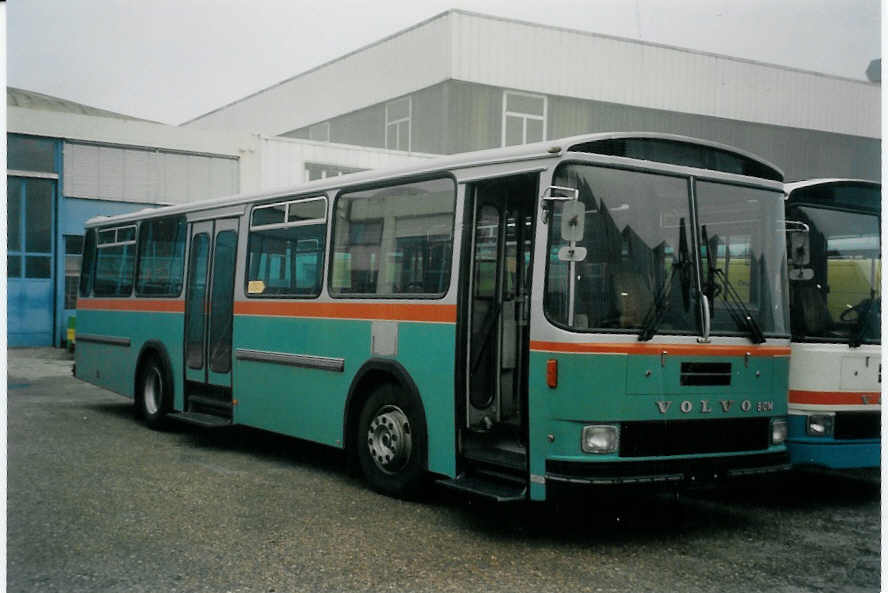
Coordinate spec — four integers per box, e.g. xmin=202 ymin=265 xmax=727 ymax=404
xmin=282 ymin=84 xmax=451 ymax=155
xmin=63 ymin=142 xmax=239 ymax=204
xmin=277 ymin=79 xmax=880 ymax=181
xmin=186 ymin=11 xmax=879 ymax=143
xmin=259 ymin=137 xmax=436 ymax=190
xmin=449 ymin=11 xmax=879 ymax=139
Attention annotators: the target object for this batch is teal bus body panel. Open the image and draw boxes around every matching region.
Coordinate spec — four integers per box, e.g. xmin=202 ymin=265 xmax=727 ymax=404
xmin=527 ymin=351 xmax=789 ymax=500
xmin=233 ymin=315 xmax=457 ymax=478
xmin=74 ymin=309 xmax=185 ymax=406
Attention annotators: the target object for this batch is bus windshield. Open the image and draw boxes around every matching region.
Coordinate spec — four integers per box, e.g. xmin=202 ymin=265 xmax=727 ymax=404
xmin=545 ymin=163 xmax=788 ymax=338
xmin=696 ymin=180 xmax=788 ymax=339
xmin=787 ymin=202 xmax=881 ymax=344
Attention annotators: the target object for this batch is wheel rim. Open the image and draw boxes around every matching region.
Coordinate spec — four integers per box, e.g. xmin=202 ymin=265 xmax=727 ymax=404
xmin=143 ymin=367 xmax=162 ymax=416
xmin=367 ymin=405 xmax=412 ymax=474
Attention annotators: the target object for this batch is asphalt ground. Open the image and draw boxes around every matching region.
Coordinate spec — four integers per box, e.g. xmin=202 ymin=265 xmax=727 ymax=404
xmin=7 ymin=348 xmax=882 ymax=593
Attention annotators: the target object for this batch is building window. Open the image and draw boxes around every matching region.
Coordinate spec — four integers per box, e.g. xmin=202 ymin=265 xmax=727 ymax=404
xmin=8 ymin=134 xmax=57 ymax=173
xmin=502 ymin=91 xmax=546 ymax=147
xmin=64 ymin=235 xmax=84 ymax=309
xmin=385 ymin=97 xmax=412 ymax=151
xmin=309 ymin=122 xmax=331 ymax=142
xmin=304 ymin=162 xmax=364 ymax=182
xmin=7 ymin=176 xmax=54 ymax=279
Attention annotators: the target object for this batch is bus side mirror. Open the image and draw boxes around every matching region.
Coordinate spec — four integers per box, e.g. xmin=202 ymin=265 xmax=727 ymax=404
xmin=540 ymin=185 xmax=579 ymax=224
xmin=786 ymin=220 xmax=810 ymax=267
xmin=560 ymin=200 xmax=585 ymax=242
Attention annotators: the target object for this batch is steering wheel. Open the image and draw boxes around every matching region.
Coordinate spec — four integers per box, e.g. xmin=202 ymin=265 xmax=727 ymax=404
xmin=405 ymin=282 xmax=425 ymax=293
xmin=840 ymin=298 xmax=873 ymax=322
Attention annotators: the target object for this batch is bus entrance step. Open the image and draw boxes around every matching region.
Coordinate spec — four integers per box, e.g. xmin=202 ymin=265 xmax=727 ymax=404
xmin=187 ymin=395 xmax=233 ymax=412
xmin=437 ymin=473 xmax=527 ymax=502
xmin=168 ymin=412 xmax=233 ymax=428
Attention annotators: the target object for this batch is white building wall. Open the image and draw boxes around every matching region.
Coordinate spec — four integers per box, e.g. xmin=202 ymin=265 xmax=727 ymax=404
xmin=184 ymin=10 xmax=879 ymax=140
xmin=449 ymin=11 xmax=879 ymax=138
xmin=63 ymin=142 xmax=239 ymax=205
xmin=9 ymin=104 xmax=264 ymax=197
xmin=258 ymin=136 xmax=437 ymax=190
xmin=11 ymin=104 xmax=442 ymax=204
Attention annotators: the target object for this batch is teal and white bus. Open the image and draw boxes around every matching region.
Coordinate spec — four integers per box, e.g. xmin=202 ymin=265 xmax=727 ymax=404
xmin=75 ymin=133 xmax=792 ymax=501
xmin=784 ymin=179 xmax=881 ymax=468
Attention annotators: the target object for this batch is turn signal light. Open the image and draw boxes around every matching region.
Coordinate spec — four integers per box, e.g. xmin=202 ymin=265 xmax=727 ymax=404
xmin=546 ymin=359 xmax=558 ymax=388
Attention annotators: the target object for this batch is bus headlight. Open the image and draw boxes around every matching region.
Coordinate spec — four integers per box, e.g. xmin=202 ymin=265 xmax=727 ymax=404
xmin=806 ymin=414 xmax=834 ymax=437
xmin=581 ymin=425 xmax=619 ymax=454
xmin=770 ymin=418 xmax=788 ymax=445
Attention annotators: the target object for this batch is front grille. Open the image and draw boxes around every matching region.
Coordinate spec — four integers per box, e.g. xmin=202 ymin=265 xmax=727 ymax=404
xmin=834 ymin=412 xmax=880 ymax=440
xmin=680 ymin=362 xmax=732 ymax=386
xmin=620 ymin=417 xmax=770 ymax=457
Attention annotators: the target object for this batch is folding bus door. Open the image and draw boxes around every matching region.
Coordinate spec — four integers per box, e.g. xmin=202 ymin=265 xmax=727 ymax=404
xmin=183 ymin=218 xmax=238 ymax=416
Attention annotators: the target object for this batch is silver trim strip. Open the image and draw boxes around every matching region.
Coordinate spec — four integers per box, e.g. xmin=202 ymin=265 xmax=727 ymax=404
xmin=235 ymin=348 xmax=344 ymax=372
xmin=8 ymin=169 xmax=59 ymax=180
xmin=546 ymin=473 xmax=683 ymax=485
xmin=76 ymin=333 xmax=132 ymax=347
xmin=188 ymin=206 xmax=245 ymax=222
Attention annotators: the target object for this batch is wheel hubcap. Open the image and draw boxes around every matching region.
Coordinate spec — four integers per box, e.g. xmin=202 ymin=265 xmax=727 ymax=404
xmin=144 ymin=368 xmax=162 ymax=415
xmin=367 ymin=405 xmax=412 ymax=474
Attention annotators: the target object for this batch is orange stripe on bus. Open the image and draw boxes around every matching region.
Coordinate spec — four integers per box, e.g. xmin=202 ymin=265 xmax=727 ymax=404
xmin=233 ymin=301 xmax=457 ymax=323
xmin=77 ymin=298 xmax=185 ymax=313
xmin=789 ymin=390 xmax=881 ymax=405
xmin=530 ymin=340 xmax=790 ymax=357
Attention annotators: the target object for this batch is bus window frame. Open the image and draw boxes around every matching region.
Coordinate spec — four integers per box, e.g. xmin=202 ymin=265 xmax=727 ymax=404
xmin=134 ymin=215 xmax=188 ymax=299
xmin=79 ymin=228 xmax=97 ymax=298
xmin=93 ymin=223 xmax=138 ymax=298
xmin=326 ymin=173 xmax=458 ymax=301
xmin=785 ymin=200 xmax=881 ymax=345
xmin=244 ymin=195 xmax=329 ymax=299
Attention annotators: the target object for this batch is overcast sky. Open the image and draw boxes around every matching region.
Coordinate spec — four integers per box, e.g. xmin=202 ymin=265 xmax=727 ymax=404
xmin=7 ymin=0 xmax=881 ymax=125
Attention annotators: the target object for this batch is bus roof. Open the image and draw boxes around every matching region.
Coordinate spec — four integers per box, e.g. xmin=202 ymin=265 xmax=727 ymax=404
xmin=784 ymin=178 xmax=880 ymax=193
xmin=85 ymin=132 xmax=784 ymax=228
xmin=785 ymin=178 xmax=881 ymax=214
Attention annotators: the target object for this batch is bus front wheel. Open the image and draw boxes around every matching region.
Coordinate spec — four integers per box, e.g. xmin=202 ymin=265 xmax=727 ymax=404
xmin=356 ymin=383 xmax=427 ymax=498
xmin=137 ymin=358 xmax=169 ymax=429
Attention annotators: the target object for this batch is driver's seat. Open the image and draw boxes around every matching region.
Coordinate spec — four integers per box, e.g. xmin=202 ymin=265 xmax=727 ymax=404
xmin=794 ymin=283 xmax=832 ymax=336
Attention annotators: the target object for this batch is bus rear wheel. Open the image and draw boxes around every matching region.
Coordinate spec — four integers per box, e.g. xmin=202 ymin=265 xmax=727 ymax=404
xmin=138 ymin=358 xmax=169 ymax=429
xmin=356 ymin=383 xmax=427 ymax=498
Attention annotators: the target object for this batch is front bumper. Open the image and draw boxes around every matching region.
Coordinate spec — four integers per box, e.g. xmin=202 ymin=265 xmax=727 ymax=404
xmin=787 ymin=440 xmax=880 ymax=469
xmin=545 ymin=452 xmax=791 ymax=487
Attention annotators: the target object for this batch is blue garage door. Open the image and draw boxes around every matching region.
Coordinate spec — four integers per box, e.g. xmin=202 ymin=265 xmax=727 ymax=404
xmin=8 ymin=176 xmax=56 ymax=347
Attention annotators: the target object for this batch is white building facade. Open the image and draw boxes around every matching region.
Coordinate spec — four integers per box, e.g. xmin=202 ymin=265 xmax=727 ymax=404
xmin=185 ymin=10 xmax=880 ymax=182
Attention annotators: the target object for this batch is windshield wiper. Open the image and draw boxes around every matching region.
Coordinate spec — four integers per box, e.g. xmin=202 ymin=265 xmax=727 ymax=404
xmin=701 ymin=225 xmax=765 ymax=344
xmin=711 ymin=268 xmax=766 ymax=344
xmin=639 ymin=218 xmax=690 ymax=341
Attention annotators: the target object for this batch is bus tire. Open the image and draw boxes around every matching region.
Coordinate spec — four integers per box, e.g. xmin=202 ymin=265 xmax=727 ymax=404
xmin=137 ymin=357 xmax=169 ymax=429
xmin=356 ymin=382 xmax=427 ymax=498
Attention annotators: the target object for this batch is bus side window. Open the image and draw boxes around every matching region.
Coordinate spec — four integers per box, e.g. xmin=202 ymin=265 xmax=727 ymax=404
xmin=247 ymin=197 xmax=327 ymax=297
xmin=330 ymin=177 xmax=456 ymax=297
xmin=79 ymin=228 xmax=96 ymax=298
xmin=135 ymin=216 xmax=187 ymax=297
xmin=93 ymin=225 xmax=137 ymax=297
